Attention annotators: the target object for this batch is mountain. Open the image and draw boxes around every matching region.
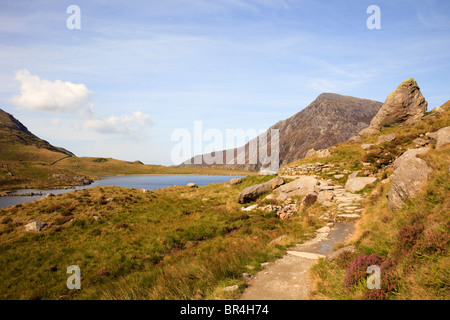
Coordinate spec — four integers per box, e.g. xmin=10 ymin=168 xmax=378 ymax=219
xmin=0 ymin=108 xmax=74 ymax=157
xmin=184 ymin=93 xmax=383 ymax=171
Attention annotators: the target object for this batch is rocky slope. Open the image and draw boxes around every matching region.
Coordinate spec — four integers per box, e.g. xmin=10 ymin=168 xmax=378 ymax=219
xmin=184 ymin=93 xmax=383 ymax=172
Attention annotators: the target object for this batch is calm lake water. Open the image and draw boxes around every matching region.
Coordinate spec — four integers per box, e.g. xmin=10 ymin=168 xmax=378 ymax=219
xmin=0 ymin=175 xmax=244 ymax=209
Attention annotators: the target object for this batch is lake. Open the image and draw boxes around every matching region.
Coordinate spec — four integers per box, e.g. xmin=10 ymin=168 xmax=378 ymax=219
xmin=0 ymin=174 xmax=244 ymax=209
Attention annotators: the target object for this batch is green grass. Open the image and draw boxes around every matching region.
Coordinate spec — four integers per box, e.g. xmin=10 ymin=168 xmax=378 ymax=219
xmin=0 ymin=175 xmax=320 ymax=300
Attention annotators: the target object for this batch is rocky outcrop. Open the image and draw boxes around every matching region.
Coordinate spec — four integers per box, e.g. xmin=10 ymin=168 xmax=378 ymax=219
xmin=238 ymin=177 xmax=284 ymax=203
xmin=387 ymin=148 xmax=432 ymax=210
xmin=359 ymin=78 xmax=428 ymax=136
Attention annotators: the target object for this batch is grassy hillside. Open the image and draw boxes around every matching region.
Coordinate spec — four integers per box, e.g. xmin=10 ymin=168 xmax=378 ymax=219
xmin=305 ymin=102 xmax=450 ymax=300
xmin=0 ymin=175 xmax=325 ymax=299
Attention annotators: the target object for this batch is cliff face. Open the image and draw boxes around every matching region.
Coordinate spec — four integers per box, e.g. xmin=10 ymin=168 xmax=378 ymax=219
xmin=184 ymin=93 xmax=383 ymax=171
xmin=0 ymin=108 xmax=75 ymax=157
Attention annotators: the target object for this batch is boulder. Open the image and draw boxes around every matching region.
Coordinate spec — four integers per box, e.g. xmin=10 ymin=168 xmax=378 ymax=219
xmin=361 ymin=144 xmax=374 ymax=150
xmin=388 ymin=156 xmax=432 ymax=210
xmin=273 ymin=176 xmax=319 ymax=197
xmin=359 ymin=78 xmax=428 ymax=136
xmin=276 ymin=192 xmax=290 ymax=202
xmin=238 ymin=177 xmax=284 ymax=204
xmin=412 ymin=138 xmax=428 ymax=147
xmin=345 ymin=177 xmax=377 ymax=192
xmin=359 ymin=126 xmax=381 ymax=137
xmin=186 ymin=183 xmax=198 ymax=188
xmin=435 ymin=126 xmax=450 ymax=149
xmin=229 ymin=177 xmax=243 ymax=186
xmin=25 ymin=220 xmax=47 ymax=232
xmin=317 ymin=149 xmax=331 ymax=158
xmin=348 ymin=135 xmax=362 ymax=143
xmin=377 ymin=133 xmax=396 ymax=145
xmin=393 ymin=147 xmax=430 ymax=170
xmin=271 ymin=176 xmax=285 ymax=189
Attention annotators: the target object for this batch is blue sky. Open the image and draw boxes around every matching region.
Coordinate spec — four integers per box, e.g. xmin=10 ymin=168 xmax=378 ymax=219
xmin=0 ymin=0 xmax=449 ymax=165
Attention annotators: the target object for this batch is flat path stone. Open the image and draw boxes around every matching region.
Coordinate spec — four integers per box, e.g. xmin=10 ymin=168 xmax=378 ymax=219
xmin=239 ymin=222 xmax=354 ymax=300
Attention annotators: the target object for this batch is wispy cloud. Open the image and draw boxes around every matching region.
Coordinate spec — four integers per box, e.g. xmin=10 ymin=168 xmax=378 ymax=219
xmin=10 ymin=70 xmax=152 ymax=139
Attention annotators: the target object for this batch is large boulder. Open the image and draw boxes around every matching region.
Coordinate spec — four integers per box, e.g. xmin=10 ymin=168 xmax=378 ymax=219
xmin=393 ymin=147 xmax=430 ymax=170
xmin=387 ymin=155 xmax=432 ymax=210
xmin=345 ymin=177 xmax=378 ymax=192
xmin=435 ymin=126 xmax=450 ymax=149
xmin=273 ymin=176 xmax=319 ymax=197
xmin=359 ymin=78 xmax=428 ymax=136
xmin=238 ymin=177 xmax=284 ymax=204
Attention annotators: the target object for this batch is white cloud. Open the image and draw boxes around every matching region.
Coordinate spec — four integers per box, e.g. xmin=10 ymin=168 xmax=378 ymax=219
xmin=82 ymin=111 xmax=153 ymax=138
xmin=10 ymin=70 xmax=153 ymax=139
xmin=11 ymin=70 xmax=93 ymax=114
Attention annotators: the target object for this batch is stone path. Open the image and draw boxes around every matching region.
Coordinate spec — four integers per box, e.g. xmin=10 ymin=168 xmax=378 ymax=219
xmin=239 ymin=222 xmax=354 ymax=300
xmin=239 ymin=173 xmax=366 ymax=300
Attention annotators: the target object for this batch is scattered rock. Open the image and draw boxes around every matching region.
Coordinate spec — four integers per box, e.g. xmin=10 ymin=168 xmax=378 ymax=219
xmin=412 ymin=138 xmax=428 ymax=147
xmin=359 ymin=126 xmax=381 ymax=137
xmin=316 ymin=226 xmax=331 ymax=234
xmin=229 ymin=177 xmax=243 ymax=186
xmin=317 ymin=149 xmax=331 ymax=158
xmin=241 ymin=204 xmax=258 ymax=212
xmin=361 ymin=144 xmax=374 ymax=150
xmin=334 ymin=174 xmax=345 ymax=179
xmin=345 ymin=177 xmax=377 ymax=192
xmin=25 ymin=220 xmax=47 ymax=232
xmin=348 ymin=135 xmax=362 ymax=143
xmin=223 ymin=285 xmax=239 ymax=292
xmin=269 ymin=235 xmax=291 ymax=245
xmin=186 ymin=183 xmax=198 ymax=188
xmin=377 ymin=133 xmax=396 ymax=145
xmin=238 ymin=177 xmax=284 ymax=204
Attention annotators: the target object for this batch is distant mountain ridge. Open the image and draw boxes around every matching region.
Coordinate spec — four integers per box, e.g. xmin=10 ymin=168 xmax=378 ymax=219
xmin=184 ymin=93 xmax=383 ymax=171
xmin=0 ymin=108 xmax=74 ymax=157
